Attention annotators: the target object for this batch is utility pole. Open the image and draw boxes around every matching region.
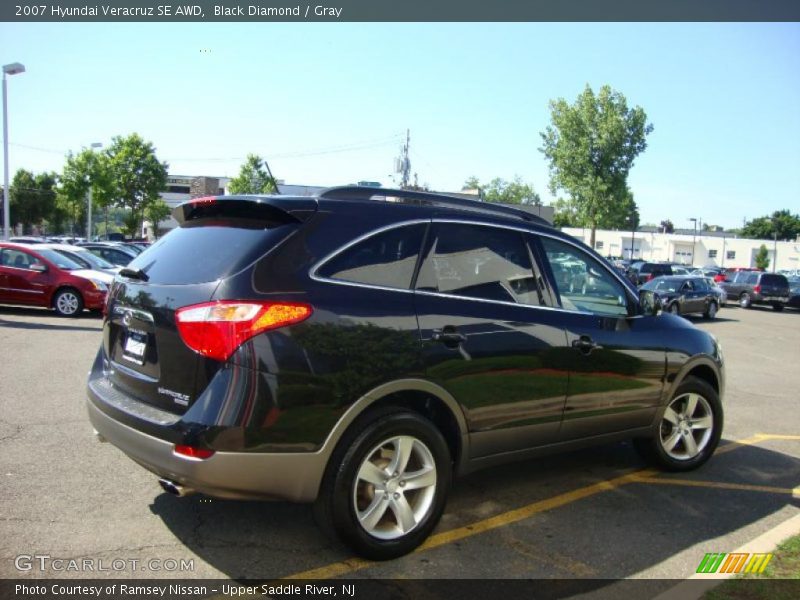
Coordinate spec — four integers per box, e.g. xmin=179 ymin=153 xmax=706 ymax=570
xmin=396 ymin=129 xmax=411 ymax=189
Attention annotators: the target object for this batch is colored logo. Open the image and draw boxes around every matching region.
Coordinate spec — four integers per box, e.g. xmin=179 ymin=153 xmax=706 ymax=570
xmin=696 ymin=552 xmax=773 ymax=574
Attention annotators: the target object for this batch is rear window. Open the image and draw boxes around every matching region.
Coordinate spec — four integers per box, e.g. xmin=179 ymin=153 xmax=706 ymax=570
xmin=124 ymin=220 xmax=297 ymax=284
xmin=761 ymin=274 xmax=788 ymax=287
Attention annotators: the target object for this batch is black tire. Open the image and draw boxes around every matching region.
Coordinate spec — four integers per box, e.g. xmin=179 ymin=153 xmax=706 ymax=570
xmin=772 ymin=304 xmax=784 ymax=312
xmin=53 ymin=288 xmax=84 ymax=317
xmin=704 ymin=301 xmax=718 ymax=320
xmin=634 ymin=376 xmax=723 ymax=472
xmin=314 ymin=407 xmax=452 ymax=560
xmin=739 ymin=293 xmax=752 ymax=309
xmin=669 ymin=303 xmax=680 ymax=315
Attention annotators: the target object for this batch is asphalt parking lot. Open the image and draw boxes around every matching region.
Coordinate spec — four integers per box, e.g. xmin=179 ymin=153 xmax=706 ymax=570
xmin=1 ymin=303 xmax=798 ymax=584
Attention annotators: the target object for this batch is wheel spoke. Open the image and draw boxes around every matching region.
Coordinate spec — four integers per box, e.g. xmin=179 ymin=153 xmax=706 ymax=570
xmin=663 ymin=429 xmax=682 ymax=451
xmin=684 ymin=394 xmax=699 ymax=418
xmin=358 ymin=494 xmax=389 ymax=532
xmin=357 ymin=460 xmax=387 ymax=486
xmin=683 ymin=432 xmax=699 ymax=457
xmin=390 ymin=494 xmax=416 ymax=533
xmin=662 ymin=407 xmax=680 ymax=426
xmin=691 ymin=415 xmax=713 ymax=431
xmin=388 ymin=437 xmax=414 ymax=476
xmin=402 ymin=466 xmax=436 ymax=491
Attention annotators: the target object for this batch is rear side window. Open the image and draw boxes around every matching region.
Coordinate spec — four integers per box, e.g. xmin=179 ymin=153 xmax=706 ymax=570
xmin=415 ymin=223 xmax=541 ymax=305
xmin=317 ymin=223 xmax=426 ymax=290
xmin=125 ymin=221 xmax=297 ymax=284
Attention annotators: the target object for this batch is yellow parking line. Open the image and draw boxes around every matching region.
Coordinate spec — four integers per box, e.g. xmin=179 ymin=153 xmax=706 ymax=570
xmin=282 ymin=434 xmax=782 ymax=580
xmin=632 ymin=476 xmax=799 ymax=496
xmin=755 ymin=433 xmax=800 ymax=441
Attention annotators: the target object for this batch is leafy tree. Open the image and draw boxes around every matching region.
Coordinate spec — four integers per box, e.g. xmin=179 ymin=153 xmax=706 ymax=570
xmin=9 ymin=170 xmax=57 ymax=234
xmin=755 ymin=244 xmax=770 ymax=270
xmin=57 ymin=147 xmax=116 ymax=236
xmin=144 ymin=199 xmax=172 ymax=239
xmin=462 ymin=176 xmax=481 ymax=191
xmin=227 ymin=154 xmax=277 ymax=194
xmin=540 ymin=84 xmax=653 ymax=247
xmin=660 ymin=219 xmax=674 ymax=234
xmin=106 ymin=133 xmax=168 ymax=237
xmin=483 ymin=176 xmax=541 ymax=205
xmin=741 ymin=210 xmax=800 ymax=241
xmin=552 ymin=197 xmax=580 ymax=228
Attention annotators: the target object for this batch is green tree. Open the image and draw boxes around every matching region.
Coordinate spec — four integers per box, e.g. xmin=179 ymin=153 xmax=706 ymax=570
xmin=144 ymin=199 xmax=172 ymax=239
xmin=56 ymin=148 xmax=115 ymax=236
xmin=552 ymin=197 xmax=580 ymax=228
xmin=9 ymin=170 xmax=57 ymax=234
xmin=741 ymin=210 xmax=800 ymax=241
xmin=755 ymin=244 xmax=770 ymax=270
xmin=540 ymin=84 xmax=653 ymax=247
xmin=483 ymin=176 xmax=541 ymax=205
xmin=462 ymin=176 xmax=481 ymax=191
xmin=660 ymin=219 xmax=675 ymax=234
xmin=227 ymin=154 xmax=277 ymax=194
xmin=106 ymin=133 xmax=168 ymax=237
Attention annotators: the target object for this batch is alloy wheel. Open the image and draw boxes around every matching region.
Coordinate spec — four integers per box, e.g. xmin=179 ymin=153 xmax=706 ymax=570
xmin=56 ymin=291 xmax=80 ymax=315
xmin=659 ymin=393 xmax=714 ymax=461
xmin=353 ymin=435 xmax=437 ymax=540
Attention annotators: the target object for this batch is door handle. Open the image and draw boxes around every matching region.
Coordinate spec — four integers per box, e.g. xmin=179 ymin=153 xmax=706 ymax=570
xmin=572 ymin=335 xmax=601 ymax=354
xmin=432 ymin=328 xmax=467 ymax=347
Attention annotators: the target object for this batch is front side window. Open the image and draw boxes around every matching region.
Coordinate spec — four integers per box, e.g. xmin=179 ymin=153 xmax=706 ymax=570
xmin=415 ymin=223 xmax=541 ymax=305
xmin=318 ymin=223 xmax=426 ymax=290
xmin=540 ymin=237 xmax=629 ymax=317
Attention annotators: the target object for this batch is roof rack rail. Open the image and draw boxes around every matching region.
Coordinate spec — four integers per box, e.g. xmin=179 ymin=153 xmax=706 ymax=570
xmin=318 ymin=186 xmax=550 ymax=226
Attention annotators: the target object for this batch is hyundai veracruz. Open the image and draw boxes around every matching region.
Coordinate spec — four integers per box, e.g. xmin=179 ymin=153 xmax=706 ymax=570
xmin=87 ymin=188 xmax=725 ymax=559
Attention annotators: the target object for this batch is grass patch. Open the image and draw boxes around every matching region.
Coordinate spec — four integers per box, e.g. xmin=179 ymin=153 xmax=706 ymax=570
xmin=704 ymin=533 xmax=800 ymax=600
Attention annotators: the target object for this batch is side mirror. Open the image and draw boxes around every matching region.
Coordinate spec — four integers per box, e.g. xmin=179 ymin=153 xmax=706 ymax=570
xmin=30 ymin=263 xmax=47 ymax=273
xmin=639 ymin=289 xmax=662 ymax=316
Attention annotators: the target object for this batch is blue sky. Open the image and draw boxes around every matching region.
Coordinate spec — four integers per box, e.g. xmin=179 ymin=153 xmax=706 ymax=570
xmin=1 ymin=22 xmax=798 ymax=229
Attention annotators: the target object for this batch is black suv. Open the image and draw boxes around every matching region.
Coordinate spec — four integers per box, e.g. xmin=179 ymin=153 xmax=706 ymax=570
xmin=720 ymin=271 xmax=790 ymax=310
xmin=87 ymin=188 xmax=725 ymax=559
xmin=627 ymin=261 xmax=674 ymax=286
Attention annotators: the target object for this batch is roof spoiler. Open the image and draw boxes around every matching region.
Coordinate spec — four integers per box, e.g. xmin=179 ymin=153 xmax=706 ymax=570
xmin=173 ymin=195 xmax=318 ymax=226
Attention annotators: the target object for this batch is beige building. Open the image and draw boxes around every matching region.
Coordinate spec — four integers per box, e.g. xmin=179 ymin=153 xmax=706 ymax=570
xmin=562 ymin=227 xmax=800 ymax=272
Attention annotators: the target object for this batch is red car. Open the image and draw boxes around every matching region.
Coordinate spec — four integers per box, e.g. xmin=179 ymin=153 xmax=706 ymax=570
xmin=0 ymin=242 xmax=112 ymax=316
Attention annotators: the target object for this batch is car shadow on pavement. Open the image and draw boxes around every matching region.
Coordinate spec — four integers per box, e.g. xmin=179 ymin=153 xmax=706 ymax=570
xmin=0 ymin=315 xmax=102 ymax=332
xmin=149 ymin=439 xmax=799 ymax=581
xmin=0 ymin=307 xmax=102 ymax=331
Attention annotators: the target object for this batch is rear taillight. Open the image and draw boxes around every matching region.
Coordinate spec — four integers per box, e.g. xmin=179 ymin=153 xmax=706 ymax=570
xmin=175 ymin=301 xmax=313 ymax=362
xmin=646 ymin=273 xmax=654 ymax=282
xmin=753 ymin=285 xmax=761 ymax=294
xmin=174 ymin=445 xmax=215 ymax=460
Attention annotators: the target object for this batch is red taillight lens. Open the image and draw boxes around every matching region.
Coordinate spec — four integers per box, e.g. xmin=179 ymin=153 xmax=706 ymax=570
xmin=175 ymin=301 xmax=313 ymax=362
xmin=646 ymin=273 xmax=654 ymax=282
xmin=174 ymin=445 xmax=215 ymax=460
xmin=753 ymin=285 xmax=761 ymax=294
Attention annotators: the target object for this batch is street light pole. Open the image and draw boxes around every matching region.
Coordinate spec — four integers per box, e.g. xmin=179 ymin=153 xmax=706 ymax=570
xmin=689 ymin=217 xmax=698 ymax=266
xmin=2 ymin=62 xmax=25 ymax=241
xmin=86 ymin=142 xmax=102 ymax=240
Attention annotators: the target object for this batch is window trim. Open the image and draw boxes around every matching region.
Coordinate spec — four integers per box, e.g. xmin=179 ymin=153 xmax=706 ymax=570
xmin=309 ymin=217 xmax=639 ymax=315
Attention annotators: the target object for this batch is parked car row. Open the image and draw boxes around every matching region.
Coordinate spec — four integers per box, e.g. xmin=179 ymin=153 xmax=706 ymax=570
xmin=618 ymin=260 xmax=792 ymax=315
xmin=0 ymin=239 xmax=156 ymax=316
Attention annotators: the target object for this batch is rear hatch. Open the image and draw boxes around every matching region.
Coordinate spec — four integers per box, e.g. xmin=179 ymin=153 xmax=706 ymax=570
xmin=103 ymin=196 xmax=316 ymax=415
xmin=759 ymin=274 xmax=790 ymax=300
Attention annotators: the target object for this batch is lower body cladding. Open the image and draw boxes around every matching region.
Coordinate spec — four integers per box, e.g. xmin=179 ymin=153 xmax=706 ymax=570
xmin=86 ymin=398 xmax=328 ymax=502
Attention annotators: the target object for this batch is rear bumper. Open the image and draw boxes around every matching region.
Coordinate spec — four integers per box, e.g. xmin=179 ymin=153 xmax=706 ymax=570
xmin=87 ymin=390 xmax=327 ymax=503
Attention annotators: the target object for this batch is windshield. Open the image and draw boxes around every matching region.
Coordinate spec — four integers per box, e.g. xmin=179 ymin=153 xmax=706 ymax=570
xmin=58 ymin=249 xmax=115 ymax=270
xmin=37 ymin=249 xmax=83 ymax=270
xmin=642 ymin=278 xmax=680 ymax=293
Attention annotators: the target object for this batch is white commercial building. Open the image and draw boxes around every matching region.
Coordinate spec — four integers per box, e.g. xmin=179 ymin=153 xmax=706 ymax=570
xmin=562 ymin=227 xmax=800 ymax=272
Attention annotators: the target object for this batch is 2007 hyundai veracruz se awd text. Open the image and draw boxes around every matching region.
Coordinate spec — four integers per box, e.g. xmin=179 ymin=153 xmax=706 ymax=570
xmin=87 ymin=187 xmax=725 ymax=559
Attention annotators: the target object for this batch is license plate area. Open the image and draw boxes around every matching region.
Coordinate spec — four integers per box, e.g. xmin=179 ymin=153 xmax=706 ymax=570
xmin=122 ymin=329 xmax=148 ymax=365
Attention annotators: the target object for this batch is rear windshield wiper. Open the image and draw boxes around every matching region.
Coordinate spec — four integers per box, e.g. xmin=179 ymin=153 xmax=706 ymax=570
xmin=119 ymin=267 xmax=149 ymax=282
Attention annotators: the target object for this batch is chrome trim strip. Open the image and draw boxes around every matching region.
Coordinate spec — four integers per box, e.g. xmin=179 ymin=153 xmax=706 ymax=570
xmin=0 ymin=287 xmax=45 ymax=294
xmin=307 ymin=216 xmax=637 ymax=316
